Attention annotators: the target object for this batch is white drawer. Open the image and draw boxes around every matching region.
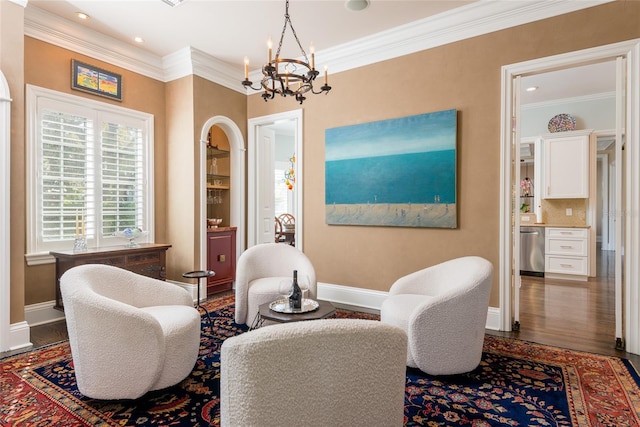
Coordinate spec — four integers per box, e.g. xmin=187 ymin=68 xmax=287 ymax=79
xmin=546 ymin=228 xmax=588 ymax=239
xmin=545 ymin=255 xmax=588 ymax=275
xmin=546 ymin=238 xmax=588 ymax=256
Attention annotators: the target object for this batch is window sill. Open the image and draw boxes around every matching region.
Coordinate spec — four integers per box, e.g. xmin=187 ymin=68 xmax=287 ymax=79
xmin=25 ymin=253 xmax=55 ymax=266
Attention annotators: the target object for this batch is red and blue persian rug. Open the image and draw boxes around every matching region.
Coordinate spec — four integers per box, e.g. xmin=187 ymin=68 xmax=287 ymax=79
xmin=1 ymin=295 xmax=640 ymax=426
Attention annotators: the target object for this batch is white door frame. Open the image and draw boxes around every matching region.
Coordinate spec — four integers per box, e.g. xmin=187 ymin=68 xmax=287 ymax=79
xmin=499 ymin=39 xmax=640 ymax=353
xmin=0 ymin=70 xmax=11 ymax=352
xmin=248 ymin=109 xmax=304 ymax=250
xmin=199 ymin=116 xmax=246 ymax=296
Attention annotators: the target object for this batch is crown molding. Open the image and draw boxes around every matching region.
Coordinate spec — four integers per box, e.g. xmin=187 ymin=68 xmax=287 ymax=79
xmin=8 ymin=0 xmax=28 ymax=7
xmin=24 ymin=5 xmax=165 ymax=81
xmin=521 ymin=91 xmax=616 ymax=110
xmin=24 ymin=0 xmax=613 ymax=92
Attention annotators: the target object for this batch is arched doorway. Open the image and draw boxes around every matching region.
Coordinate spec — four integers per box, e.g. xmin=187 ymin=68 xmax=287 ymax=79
xmin=198 ymin=116 xmax=245 ymax=295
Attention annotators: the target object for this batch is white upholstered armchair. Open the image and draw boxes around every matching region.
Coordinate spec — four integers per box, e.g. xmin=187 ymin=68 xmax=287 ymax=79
xmin=60 ymin=264 xmax=201 ymax=400
xmin=220 ymin=319 xmax=407 ymax=427
xmin=380 ymin=256 xmax=493 ymax=375
xmin=234 ymin=243 xmax=317 ymax=325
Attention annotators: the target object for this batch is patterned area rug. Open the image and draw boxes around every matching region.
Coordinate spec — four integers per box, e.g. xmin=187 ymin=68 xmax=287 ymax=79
xmin=1 ymin=296 xmax=639 ymax=426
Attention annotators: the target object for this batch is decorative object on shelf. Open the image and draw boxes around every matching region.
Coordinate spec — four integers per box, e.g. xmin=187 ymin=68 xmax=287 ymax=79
xmin=547 ymin=113 xmax=576 ymax=133
xmin=283 ymin=154 xmax=295 ymax=190
xmin=73 ymin=236 xmax=87 ymax=253
xmin=520 ymin=177 xmax=532 ymax=197
xmin=207 ymin=218 xmax=222 ymax=228
xmin=114 ymin=228 xmax=149 ymax=248
xmin=520 ymin=203 xmax=530 ymax=213
xmin=209 ymin=157 xmax=218 ymax=175
xmin=73 ymin=209 xmax=87 ymax=252
xmin=241 ymin=0 xmax=331 ymax=104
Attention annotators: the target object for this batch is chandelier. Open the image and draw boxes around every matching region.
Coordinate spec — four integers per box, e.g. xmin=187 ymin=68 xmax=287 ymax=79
xmin=241 ymin=0 xmax=331 ymax=104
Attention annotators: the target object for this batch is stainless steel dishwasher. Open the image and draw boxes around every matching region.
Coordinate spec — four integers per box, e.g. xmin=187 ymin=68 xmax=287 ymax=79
xmin=520 ymin=226 xmax=545 ymax=277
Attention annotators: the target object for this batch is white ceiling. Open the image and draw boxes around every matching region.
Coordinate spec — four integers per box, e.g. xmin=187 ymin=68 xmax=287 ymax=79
xmin=24 ymin=0 xmax=615 ymax=103
xmin=28 ymin=0 xmax=476 ymax=69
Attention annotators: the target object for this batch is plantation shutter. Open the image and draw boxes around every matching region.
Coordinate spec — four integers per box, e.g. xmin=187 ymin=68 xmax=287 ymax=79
xmin=40 ymin=109 xmax=94 ymax=242
xmin=100 ymin=120 xmax=144 ymax=236
xmin=28 ymin=86 xmax=153 ymax=256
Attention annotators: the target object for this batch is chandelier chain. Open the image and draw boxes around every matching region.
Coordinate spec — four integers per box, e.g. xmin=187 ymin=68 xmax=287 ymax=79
xmin=276 ymin=0 xmax=309 ymax=63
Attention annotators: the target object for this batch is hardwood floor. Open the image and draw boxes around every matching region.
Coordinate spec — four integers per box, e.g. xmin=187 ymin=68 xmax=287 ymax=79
xmin=3 ymin=271 xmax=640 ymax=368
xmin=489 ymin=245 xmax=640 ymax=367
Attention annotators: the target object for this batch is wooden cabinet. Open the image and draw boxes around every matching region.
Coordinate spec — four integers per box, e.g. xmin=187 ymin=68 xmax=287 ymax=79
xmin=50 ymin=243 xmax=171 ymax=310
xmin=545 ymin=227 xmax=589 ymax=280
xmin=543 ymin=133 xmax=589 ymax=199
xmin=207 ymin=227 xmax=236 ymax=295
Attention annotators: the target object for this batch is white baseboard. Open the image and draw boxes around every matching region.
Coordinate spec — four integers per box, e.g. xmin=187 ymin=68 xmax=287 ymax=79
xmin=9 ymin=321 xmax=32 ymax=352
xmin=25 ymin=300 xmax=65 ymax=327
xmin=167 ymin=280 xmax=197 ymax=302
xmin=18 ymin=281 xmax=501 ymax=345
xmin=318 ymin=281 xmax=501 ymax=331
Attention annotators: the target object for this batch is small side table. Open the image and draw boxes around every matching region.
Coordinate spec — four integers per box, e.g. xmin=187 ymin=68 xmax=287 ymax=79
xmin=182 ymin=270 xmax=215 ymax=330
xmin=250 ymin=300 xmax=336 ymax=330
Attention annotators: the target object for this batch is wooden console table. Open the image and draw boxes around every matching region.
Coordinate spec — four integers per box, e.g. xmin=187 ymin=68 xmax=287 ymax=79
xmin=50 ymin=243 xmax=171 ymax=311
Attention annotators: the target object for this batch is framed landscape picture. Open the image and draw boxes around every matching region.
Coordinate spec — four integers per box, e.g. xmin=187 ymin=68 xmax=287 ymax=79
xmin=325 ymin=109 xmax=457 ymax=228
xmin=71 ymin=60 xmax=122 ymax=101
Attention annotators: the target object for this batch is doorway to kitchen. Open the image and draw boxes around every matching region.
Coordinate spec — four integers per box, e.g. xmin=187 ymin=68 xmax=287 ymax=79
xmin=499 ymin=39 xmax=640 ymax=354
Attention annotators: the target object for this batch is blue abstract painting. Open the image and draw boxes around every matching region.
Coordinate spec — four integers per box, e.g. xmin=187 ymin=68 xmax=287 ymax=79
xmin=325 ymin=109 xmax=457 ymax=228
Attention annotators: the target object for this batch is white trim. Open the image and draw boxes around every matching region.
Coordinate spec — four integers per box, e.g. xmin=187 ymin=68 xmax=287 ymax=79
xmin=198 ymin=116 xmax=246 ymax=297
xmin=24 ymin=301 xmax=65 ymax=327
xmin=500 ymin=39 xmax=640 ymax=354
xmin=19 ymin=287 xmax=502 ymax=337
xmin=25 ymin=1 xmax=612 ymax=88
xmin=0 ymin=70 xmax=11 ymax=352
xmin=9 ymin=322 xmax=31 ymax=352
xmin=521 ymin=91 xmax=616 ymax=111
xmin=248 ymin=110 xmax=303 ymax=250
xmin=25 ymin=85 xmax=155 ymax=263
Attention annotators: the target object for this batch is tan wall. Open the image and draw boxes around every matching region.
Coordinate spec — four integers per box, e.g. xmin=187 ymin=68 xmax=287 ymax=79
xmin=23 ymin=37 xmax=168 ymax=304
xmin=1 ymin=0 xmax=26 ymax=324
xmin=165 ymin=76 xmax=196 ymax=281
xmin=247 ymin=1 xmax=640 ymax=307
xmin=193 ymin=75 xmax=247 ymax=233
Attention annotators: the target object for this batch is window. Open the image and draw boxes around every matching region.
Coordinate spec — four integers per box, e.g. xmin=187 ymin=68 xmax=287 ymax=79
xmin=26 ymin=85 xmax=154 ymax=264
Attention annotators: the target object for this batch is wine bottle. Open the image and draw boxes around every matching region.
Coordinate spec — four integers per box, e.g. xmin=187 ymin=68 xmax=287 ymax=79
xmin=289 ymin=270 xmax=302 ymax=310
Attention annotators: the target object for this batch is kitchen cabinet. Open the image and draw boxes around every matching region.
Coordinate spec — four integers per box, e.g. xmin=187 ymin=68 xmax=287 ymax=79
xmin=543 ymin=133 xmax=589 ymax=199
xmin=544 ymin=227 xmax=589 ymax=280
xmin=50 ymin=243 xmax=171 ymax=310
xmin=207 ymin=227 xmax=236 ymax=295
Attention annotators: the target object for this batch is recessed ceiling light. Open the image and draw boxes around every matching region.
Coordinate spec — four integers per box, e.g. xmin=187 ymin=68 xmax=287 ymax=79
xmin=76 ymin=12 xmax=89 ymax=20
xmin=134 ymin=36 xmax=144 ymax=43
xmin=526 ymin=86 xmax=538 ymax=92
xmin=345 ymin=0 xmax=369 ymax=11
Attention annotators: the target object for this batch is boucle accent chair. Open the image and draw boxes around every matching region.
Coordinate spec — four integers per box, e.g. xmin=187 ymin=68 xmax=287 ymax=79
xmin=234 ymin=243 xmax=317 ymax=325
xmin=380 ymin=256 xmax=493 ymax=376
xmin=220 ymin=319 xmax=407 ymax=427
xmin=60 ymin=264 xmax=201 ymax=400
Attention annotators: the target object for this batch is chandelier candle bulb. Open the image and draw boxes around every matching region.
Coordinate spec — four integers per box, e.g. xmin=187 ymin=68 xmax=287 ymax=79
xmin=310 ymin=46 xmax=315 ymax=69
xmin=324 ymin=66 xmax=328 ymax=85
xmin=267 ymin=38 xmax=272 ymax=63
xmin=244 ymin=57 xmax=249 ymax=80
